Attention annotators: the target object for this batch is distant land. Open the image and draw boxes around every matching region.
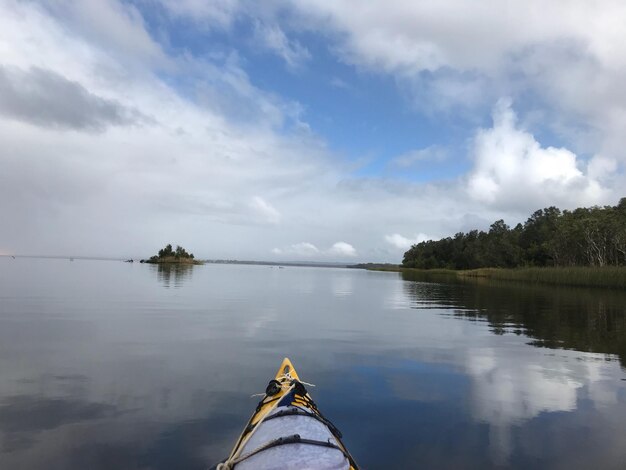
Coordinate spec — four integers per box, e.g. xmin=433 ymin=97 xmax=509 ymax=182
xmin=204 ymin=259 xmax=353 ymax=268
xmin=349 ymin=263 xmax=401 ymax=270
xmin=0 ymin=255 xmax=126 ymax=261
xmin=0 ymin=254 xmax=356 ymax=269
xmin=0 ymin=243 xmax=383 ymax=269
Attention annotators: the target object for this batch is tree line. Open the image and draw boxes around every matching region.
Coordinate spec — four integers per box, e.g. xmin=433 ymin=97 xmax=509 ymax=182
xmin=403 ymin=198 xmax=626 ymax=269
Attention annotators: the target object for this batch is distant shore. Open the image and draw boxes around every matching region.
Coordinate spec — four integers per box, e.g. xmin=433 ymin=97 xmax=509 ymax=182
xmin=359 ymin=264 xmax=626 ymax=289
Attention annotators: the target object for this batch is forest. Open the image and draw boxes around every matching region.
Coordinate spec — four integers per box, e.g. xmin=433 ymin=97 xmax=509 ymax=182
xmin=403 ymin=198 xmax=626 ymax=269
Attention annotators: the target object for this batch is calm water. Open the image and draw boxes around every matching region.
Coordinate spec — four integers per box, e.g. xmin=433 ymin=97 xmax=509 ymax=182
xmin=1 ymin=259 xmax=625 ymax=469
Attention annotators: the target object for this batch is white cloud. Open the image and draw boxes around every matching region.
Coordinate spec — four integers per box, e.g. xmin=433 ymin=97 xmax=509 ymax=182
xmin=249 ymin=196 xmax=281 ymax=225
xmin=272 ymin=242 xmax=320 ymax=257
xmin=292 ymin=1 xmax=626 ymax=77
xmin=329 ymin=77 xmax=349 ymax=89
xmin=587 ymin=155 xmax=618 ymax=183
xmin=156 ymin=0 xmax=243 ymax=29
xmin=390 ymin=146 xmax=447 ymax=169
xmin=0 ymin=65 xmax=148 ymax=131
xmin=0 ymin=0 xmax=333 ymax=258
xmin=272 ymin=241 xmax=356 ymax=259
xmin=384 ymin=233 xmax=431 ymax=250
xmin=0 ymin=0 xmax=623 ymax=262
xmin=467 ymin=99 xmax=611 ymax=212
xmin=148 ymin=1 xmax=626 ymax=163
xmin=253 ymin=22 xmax=311 ymax=70
xmin=46 ymin=0 xmax=169 ymax=69
xmin=329 ymin=241 xmax=357 ymax=257
xmin=290 ymin=1 xmax=626 ymax=163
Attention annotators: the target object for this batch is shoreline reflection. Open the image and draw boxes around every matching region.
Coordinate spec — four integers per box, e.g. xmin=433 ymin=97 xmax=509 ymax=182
xmin=401 ymin=271 xmax=626 ymax=367
xmin=400 ymin=271 xmax=626 ymax=465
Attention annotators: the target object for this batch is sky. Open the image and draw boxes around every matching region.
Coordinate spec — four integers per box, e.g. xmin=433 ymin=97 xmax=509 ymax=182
xmin=1 ymin=0 xmax=625 ymax=262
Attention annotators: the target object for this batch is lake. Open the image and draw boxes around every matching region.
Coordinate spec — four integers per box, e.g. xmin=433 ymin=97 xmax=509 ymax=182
xmin=1 ymin=258 xmax=625 ymax=469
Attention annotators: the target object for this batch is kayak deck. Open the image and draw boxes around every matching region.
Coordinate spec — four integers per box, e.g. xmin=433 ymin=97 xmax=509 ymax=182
xmin=215 ymin=358 xmax=358 ymax=470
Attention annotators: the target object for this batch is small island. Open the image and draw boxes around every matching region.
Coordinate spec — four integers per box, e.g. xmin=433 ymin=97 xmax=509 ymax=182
xmin=142 ymin=244 xmax=203 ymax=265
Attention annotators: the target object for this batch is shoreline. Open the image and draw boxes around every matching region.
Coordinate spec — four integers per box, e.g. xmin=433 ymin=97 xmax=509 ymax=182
xmin=142 ymin=258 xmax=203 ymax=265
xmin=362 ymin=265 xmax=626 ymax=289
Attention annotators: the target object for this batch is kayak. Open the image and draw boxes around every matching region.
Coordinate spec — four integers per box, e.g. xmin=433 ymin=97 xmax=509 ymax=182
xmin=213 ymin=358 xmax=359 ymax=470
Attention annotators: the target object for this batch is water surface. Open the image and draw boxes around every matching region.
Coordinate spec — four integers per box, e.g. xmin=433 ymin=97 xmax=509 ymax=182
xmin=1 ymin=258 xmax=625 ymax=469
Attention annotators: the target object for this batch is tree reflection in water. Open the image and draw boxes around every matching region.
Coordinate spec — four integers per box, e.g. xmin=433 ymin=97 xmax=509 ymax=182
xmin=401 ymin=270 xmax=626 ymax=368
xmin=153 ymin=263 xmax=195 ymax=288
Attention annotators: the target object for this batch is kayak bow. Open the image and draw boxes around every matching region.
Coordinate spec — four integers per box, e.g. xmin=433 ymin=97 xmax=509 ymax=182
xmin=214 ymin=358 xmax=359 ymax=470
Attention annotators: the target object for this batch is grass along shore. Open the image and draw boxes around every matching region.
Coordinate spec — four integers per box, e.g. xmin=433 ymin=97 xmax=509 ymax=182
xmin=364 ymin=265 xmax=626 ymax=289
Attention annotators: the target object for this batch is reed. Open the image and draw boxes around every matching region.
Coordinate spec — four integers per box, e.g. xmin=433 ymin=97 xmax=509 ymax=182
xmin=367 ymin=266 xmax=456 ymax=275
xmin=367 ymin=265 xmax=626 ymax=289
xmin=458 ymin=266 xmax=626 ymax=289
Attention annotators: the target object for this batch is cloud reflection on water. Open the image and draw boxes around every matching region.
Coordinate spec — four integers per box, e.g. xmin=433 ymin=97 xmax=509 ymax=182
xmin=399 ymin=272 xmax=626 ymax=467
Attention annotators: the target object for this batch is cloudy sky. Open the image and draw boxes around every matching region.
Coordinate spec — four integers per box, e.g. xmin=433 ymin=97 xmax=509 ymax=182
xmin=1 ymin=0 xmax=625 ymax=261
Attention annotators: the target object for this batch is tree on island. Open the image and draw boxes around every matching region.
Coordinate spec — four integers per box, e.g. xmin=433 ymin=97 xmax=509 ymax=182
xmin=146 ymin=244 xmax=198 ymax=263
